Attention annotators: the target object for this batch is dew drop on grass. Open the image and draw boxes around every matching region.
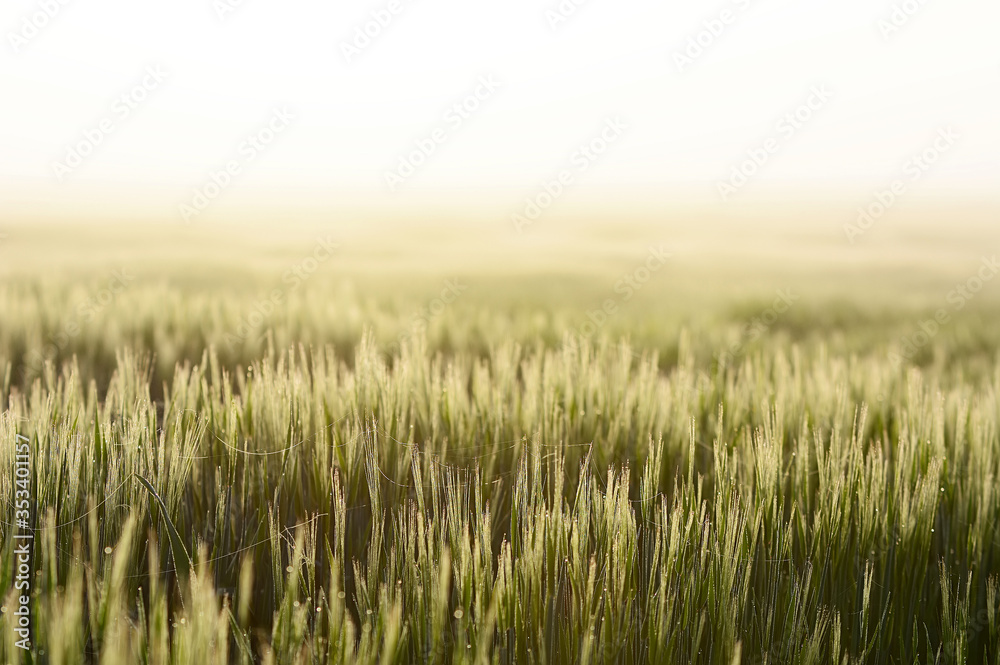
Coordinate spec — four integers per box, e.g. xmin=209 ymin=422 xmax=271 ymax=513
xmin=104 ymin=547 xmax=113 ymax=554
xmin=454 ymin=609 xmax=464 ymax=619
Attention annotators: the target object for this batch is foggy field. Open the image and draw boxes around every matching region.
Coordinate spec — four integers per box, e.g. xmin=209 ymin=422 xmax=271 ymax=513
xmin=2 ymin=222 xmax=1000 ymax=664
xmin=4 ymin=0 xmax=997 ymax=659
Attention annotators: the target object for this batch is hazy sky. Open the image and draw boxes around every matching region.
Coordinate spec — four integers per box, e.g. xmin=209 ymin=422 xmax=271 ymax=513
xmin=1 ymin=0 xmax=997 ymax=222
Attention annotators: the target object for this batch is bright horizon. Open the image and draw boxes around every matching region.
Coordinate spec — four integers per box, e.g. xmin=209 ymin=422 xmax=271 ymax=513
xmin=1 ymin=0 xmax=998 ymax=224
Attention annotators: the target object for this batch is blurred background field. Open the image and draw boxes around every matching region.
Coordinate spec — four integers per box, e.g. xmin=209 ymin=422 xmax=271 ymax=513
xmin=2 ymin=210 xmax=1000 ymax=392
xmin=3 ymin=213 xmax=1000 ymax=664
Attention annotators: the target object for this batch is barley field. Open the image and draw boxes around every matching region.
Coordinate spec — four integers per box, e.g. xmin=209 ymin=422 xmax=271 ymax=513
xmin=2 ymin=220 xmax=1000 ymax=664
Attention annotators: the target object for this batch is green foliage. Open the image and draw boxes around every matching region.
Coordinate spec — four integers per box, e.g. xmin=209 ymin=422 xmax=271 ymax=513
xmin=2 ymin=261 xmax=1000 ymax=664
